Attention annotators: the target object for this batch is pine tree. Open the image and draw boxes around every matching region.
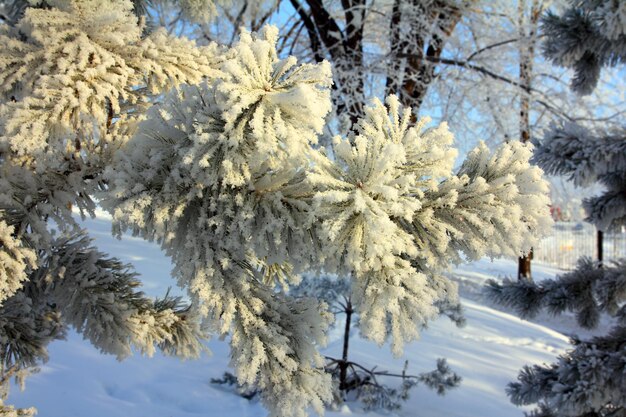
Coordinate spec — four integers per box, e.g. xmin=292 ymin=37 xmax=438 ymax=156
xmin=104 ymin=25 xmax=551 ymax=416
xmin=487 ymin=1 xmax=626 ymax=416
xmin=1 ymin=1 xmax=553 ymax=416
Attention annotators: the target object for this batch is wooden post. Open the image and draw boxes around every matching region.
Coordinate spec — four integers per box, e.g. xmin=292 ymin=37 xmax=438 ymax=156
xmin=518 ymin=248 xmax=533 ymax=280
xmin=597 ymin=230 xmax=603 ymax=268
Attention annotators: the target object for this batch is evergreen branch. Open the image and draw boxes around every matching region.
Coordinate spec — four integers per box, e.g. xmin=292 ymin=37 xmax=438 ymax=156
xmin=507 ymin=325 xmax=626 ymax=416
xmin=486 ymin=258 xmax=626 ymax=329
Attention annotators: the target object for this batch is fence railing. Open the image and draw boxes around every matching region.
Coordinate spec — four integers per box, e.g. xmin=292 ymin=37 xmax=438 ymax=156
xmin=534 ymin=222 xmax=626 ymax=270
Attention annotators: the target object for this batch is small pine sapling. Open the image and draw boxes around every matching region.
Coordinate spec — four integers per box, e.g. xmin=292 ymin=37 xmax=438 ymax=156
xmin=288 ymin=274 xmax=461 ymax=411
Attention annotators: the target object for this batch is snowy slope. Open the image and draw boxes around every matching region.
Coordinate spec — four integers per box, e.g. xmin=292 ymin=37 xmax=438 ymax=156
xmin=10 ymin=213 xmax=572 ymax=417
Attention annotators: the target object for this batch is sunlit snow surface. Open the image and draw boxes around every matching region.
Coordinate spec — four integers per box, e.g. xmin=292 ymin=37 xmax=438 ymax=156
xmin=11 ymin=211 xmax=574 ymax=417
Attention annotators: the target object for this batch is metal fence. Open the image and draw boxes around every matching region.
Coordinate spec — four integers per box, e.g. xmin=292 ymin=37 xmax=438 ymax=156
xmin=534 ymin=222 xmax=626 ymax=270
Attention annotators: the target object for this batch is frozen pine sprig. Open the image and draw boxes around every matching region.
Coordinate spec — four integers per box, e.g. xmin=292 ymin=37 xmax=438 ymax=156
xmin=486 ymin=258 xmax=626 ymax=330
xmin=310 ymin=97 xmax=451 ymax=353
xmin=533 ymin=122 xmax=626 ymax=231
xmin=507 ymin=326 xmax=626 ymax=417
xmin=311 ymin=115 xmax=441 ymax=350
xmin=24 ymin=233 xmax=207 ymax=360
xmin=105 ymin=25 xmax=333 ymax=269
xmin=229 ymin=281 xmax=333 ymax=417
xmin=312 ymin=132 xmax=419 ymax=274
xmin=541 ymin=0 xmax=626 ymax=94
xmin=0 ymin=0 xmax=218 ymax=170
xmin=490 ymin=68 xmax=625 ymax=417
xmin=0 ymin=221 xmax=36 ymax=305
xmin=104 ymin=26 xmax=336 ymax=416
xmin=216 ymin=25 xmax=332 ymax=167
xmin=418 ymin=358 xmax=463 ymax=396
xmin=311 ymin=96 xmax=453 ymax=276
xmin=490 ymin=6 xmax=626 ymax=414
xmin=106 ymin=25 xmax=333 ymax=268
xmin=353 ymin=265 xmax=437 ymax=356
xmin=412 ymin=141 xmax=552 ymax=267
xmin=310 ymin=97 xmax=549 ymax=354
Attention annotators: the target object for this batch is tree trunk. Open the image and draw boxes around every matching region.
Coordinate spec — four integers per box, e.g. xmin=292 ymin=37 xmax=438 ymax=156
xmin=303 ymin=0 xmax=366 ymax=128
xmin=518 ymin=0 xmax=541 ymax=143
xmin=385 ymin=0 xmax=402 ymax=98
xmin=298 ymin=1 xmax=466 ymax=128
xmin=338 ymin=299 xmax=352 ymax=391
xmin=397 ymin=1 xmax=464 ymax=119
xmin=517 ymin=0 xmax=542 ymax=280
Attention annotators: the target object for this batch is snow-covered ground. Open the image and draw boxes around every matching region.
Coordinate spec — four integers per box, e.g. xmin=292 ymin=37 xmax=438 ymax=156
xmin=10 ymin=212 xmax=581 ymax=417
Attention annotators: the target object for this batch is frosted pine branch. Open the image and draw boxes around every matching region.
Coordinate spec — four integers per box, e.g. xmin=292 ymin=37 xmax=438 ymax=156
xmin=0 ymin=221 xmax=36 ymax=304
xmin=507 ymin=326 xmax=626 ymax=417
xmin=0 ymin=0 xmax=219 ymax=171
xmin=533 ymin=123 xmax=626 ymax=187
xmin=28 ymin=233 xmax=207 ymax=360
xmin=486 ymin=258 xmax=626 ymax=329
xmin=533 ymin=122 xmax=626 ymax=230
xmin=541 ymin=1 xmax=626 ymax=94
